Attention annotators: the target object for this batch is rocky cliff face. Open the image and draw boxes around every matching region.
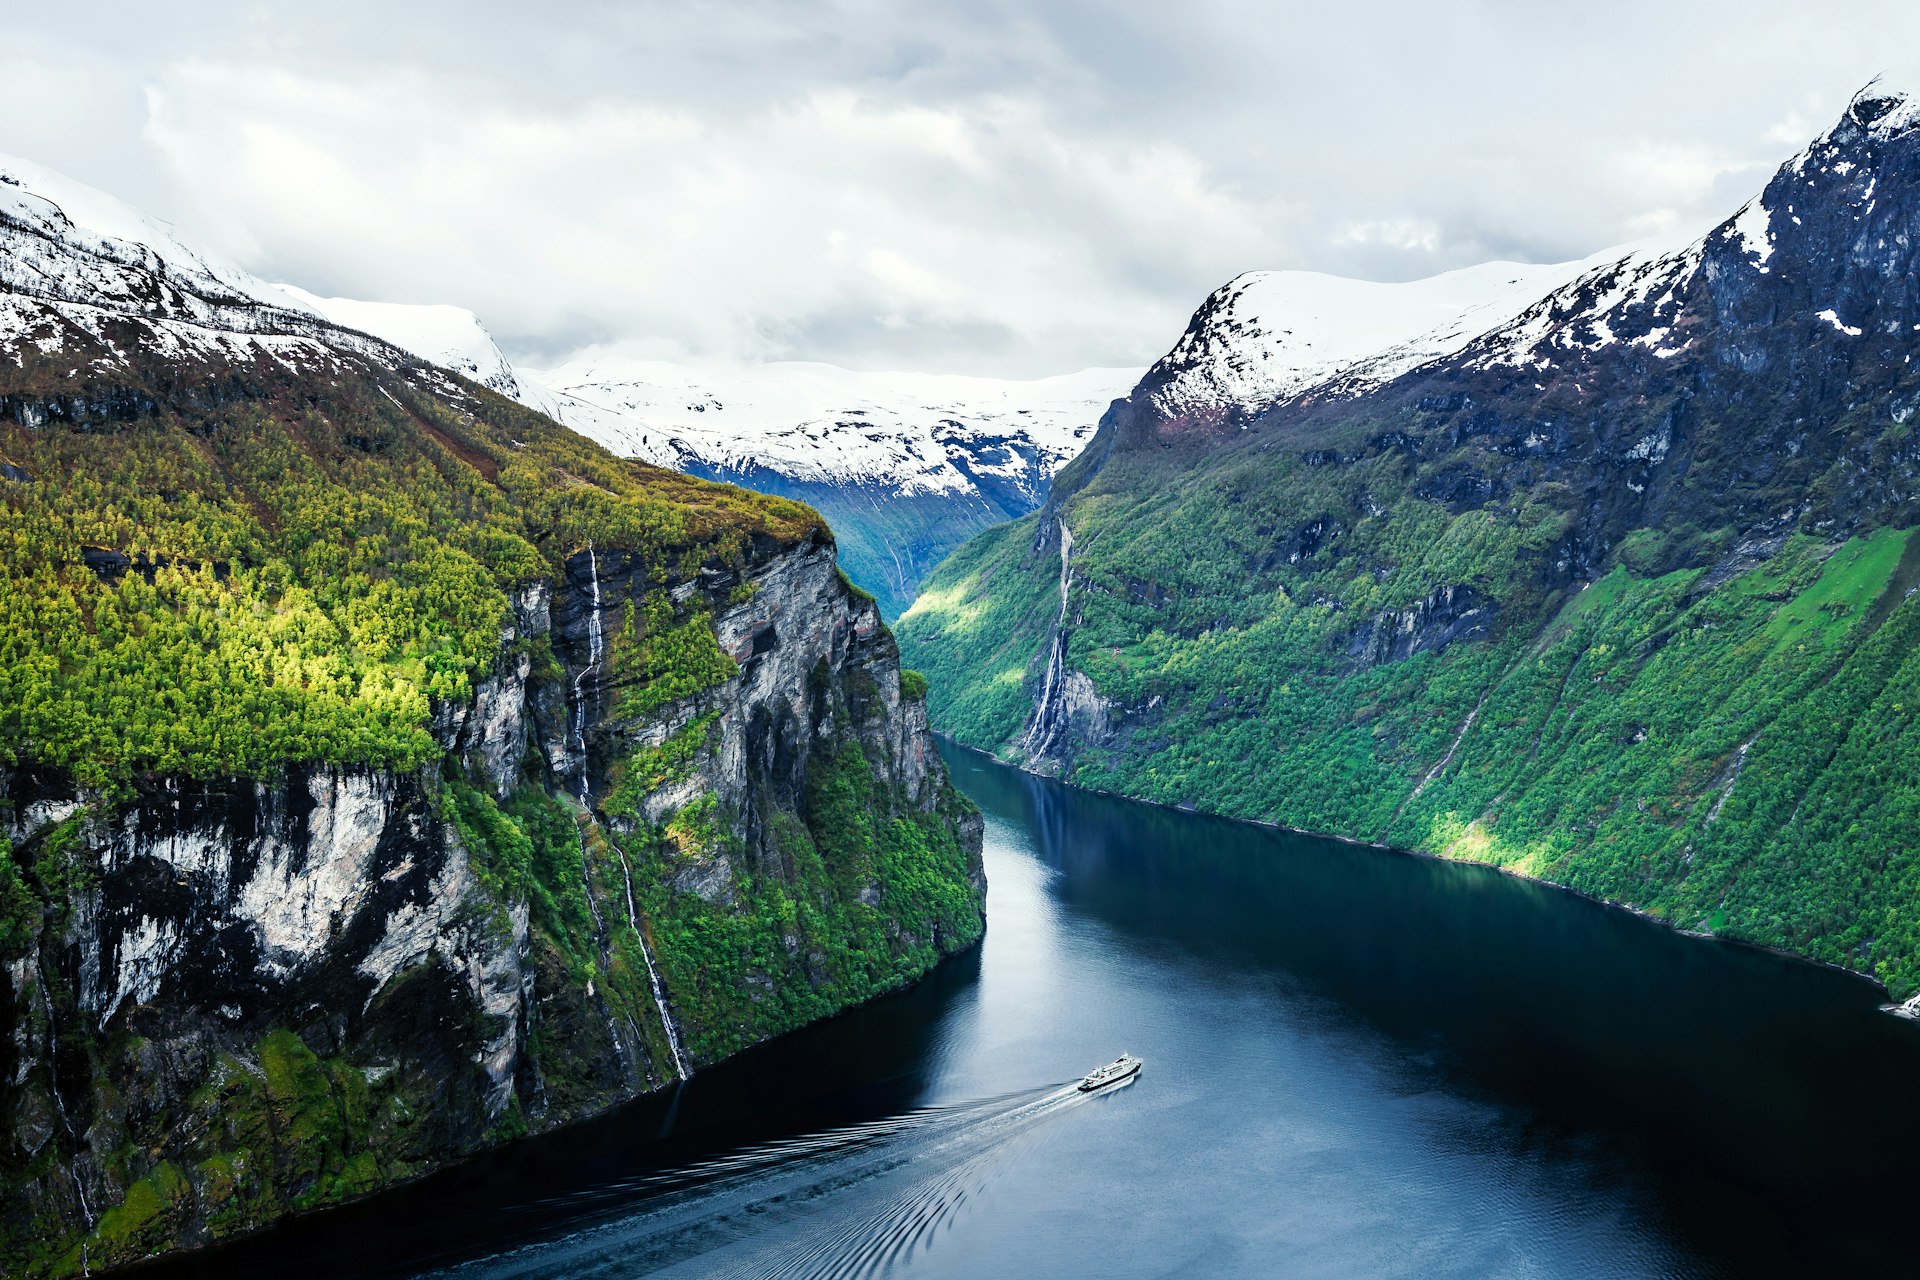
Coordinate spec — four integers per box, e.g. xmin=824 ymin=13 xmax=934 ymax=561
xmin=0 ymin=156 xmax=984 ymax=1275
xmin=1 ymin=522 xmax=981 ymax=1276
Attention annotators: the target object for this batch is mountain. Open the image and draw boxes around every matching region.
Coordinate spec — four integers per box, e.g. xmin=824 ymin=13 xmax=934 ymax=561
xmin=274 ymin=283 xmax=526 ymax=397
xmin=525 ymin=359 xmax=1138 ymax=618
xmin=229 ymin=271 xmax=1135 ymax=621
xmin=0 ymin=155 xmax=983 ymax=1274
xmin=1145 ymin=248 xmax=1641 ymax=420
xmin=899 ymin=82 xmax=1920 ymax=999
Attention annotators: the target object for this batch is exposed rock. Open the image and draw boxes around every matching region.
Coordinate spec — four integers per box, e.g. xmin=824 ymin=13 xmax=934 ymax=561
xmin=0 ymin=532 xmax=984 ymax=1276
xmin=1343 ymin=585 xmax=1496 ymax=669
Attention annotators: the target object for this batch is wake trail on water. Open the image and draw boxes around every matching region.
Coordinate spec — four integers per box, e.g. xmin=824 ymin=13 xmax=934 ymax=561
xmin=422 ymin=1079 xmax=1124 ymax=1279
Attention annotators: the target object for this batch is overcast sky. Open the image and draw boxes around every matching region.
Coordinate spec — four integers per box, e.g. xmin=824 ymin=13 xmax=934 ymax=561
xmin=6 ymin=2 xmax=1917 ymax=376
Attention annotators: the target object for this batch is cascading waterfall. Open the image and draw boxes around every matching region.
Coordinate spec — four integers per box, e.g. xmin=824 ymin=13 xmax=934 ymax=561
xmin=565 ymin=548 xmax=632 ymax=1070
xmin=570 ymin=845 xmax=631 ymax=1070
xmin=38 ymin=975 xmax=94 ymax=1275
xmin=571 ymin=544 xmax=607 ymax=802
xmin=617 ymin=846 xmax=691 ymax=1080
xmin=1021 ymin=521 xmax=1075 ymax=758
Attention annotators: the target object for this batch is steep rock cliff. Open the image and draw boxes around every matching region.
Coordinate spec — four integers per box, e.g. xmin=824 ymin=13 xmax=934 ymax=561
xmin=2 ymin=524 xmax=980 ymax=1277
xmin=0 ymin=171 xmax=984 ymax=1274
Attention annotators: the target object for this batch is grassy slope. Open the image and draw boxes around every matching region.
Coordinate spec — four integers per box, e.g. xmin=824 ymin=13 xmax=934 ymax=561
xmin=900 ymin=428 xmax=1920 ymax=994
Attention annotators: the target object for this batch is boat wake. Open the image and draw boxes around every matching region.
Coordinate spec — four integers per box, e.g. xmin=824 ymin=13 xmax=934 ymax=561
xmin=422 ymin=1079 xmax=1126 ymax=1279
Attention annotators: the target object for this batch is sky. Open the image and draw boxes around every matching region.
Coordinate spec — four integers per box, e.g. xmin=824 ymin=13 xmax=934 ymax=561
xmin=5 ymin=1 xmax=1918 ymax=377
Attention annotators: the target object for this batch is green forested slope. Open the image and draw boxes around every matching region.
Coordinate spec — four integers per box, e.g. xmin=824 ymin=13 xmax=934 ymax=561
xmin=905 ymin=481 xmax=1920 ymax=991
xmin=0 ymin=347 xmax=820 ymax=787
xmin=0 ymin=334 xmax=988 ymax=1274
xmin=900 ymin=90 xmax=1920 ymax=996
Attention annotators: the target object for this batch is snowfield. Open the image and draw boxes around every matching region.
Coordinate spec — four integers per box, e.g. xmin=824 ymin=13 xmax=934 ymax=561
xmin=274 ymin=284 xmax=525 ymax=397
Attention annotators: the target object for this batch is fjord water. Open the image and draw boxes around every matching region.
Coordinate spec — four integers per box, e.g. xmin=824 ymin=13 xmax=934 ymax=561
xmin=141 ymin=744 xmax=1920 ymax=1278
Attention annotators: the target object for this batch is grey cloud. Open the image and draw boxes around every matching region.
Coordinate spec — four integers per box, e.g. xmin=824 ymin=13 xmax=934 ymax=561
xmin=5 ymin=2 xmax=1919 ymax=375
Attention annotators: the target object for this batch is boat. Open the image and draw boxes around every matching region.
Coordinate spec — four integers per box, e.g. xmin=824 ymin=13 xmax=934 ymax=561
xmin=1078 ymin=1053 xmax=1143 ymax=1092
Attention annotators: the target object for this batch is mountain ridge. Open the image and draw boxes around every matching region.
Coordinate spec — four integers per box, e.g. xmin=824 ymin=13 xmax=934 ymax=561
xmin=900 ymin=82 xmax=1920 ymax=997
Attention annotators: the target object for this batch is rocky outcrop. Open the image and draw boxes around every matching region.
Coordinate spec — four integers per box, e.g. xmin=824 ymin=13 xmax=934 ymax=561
xmin=1342 ymin=585 xmax=1495 ymax=669
xmin=0 ymin=530 xmax=983 ymax=1277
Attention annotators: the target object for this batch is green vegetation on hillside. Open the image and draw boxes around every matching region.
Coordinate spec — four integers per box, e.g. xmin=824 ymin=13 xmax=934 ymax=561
xmin=0 ymin=331 xmax=984 ymax=1276
xmin=612 ymin=732 xmax=984 ymax=1063
xmin=0 ymin=352 xmax=821 ymax=787
xmin=901 ymin=435 xmax=1920 ymax=993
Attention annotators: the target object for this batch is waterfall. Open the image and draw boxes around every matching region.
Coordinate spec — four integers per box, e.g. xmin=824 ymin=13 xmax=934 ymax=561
xmin=617 ymin=847 xmax=690 ymax=1080
xmin=574 ymin=847 xmax=630 ymax=1071
xmin=562 ymin=547 xmax=680 ymax=1083
xmin=1022 ymin=521 xmax=1075 ymax=758
xmin=38 ymin=974 xmax=94 ymax=1274
xmin=571 ymin=544 xmax=606 ymax=802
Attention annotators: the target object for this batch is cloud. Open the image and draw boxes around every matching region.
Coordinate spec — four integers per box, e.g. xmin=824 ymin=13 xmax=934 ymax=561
xmin=1333 ymin=219 xmax=1443 ymax=254
xmin=139 ymin=61 xmax=1282 ymax=374
xmin=8 ymin=1 xmax=1920 ymax=374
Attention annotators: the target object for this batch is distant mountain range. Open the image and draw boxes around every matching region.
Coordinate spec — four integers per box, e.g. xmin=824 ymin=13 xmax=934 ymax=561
xmin=898 ymin=79 xmax=1920 ymax=1000
xmin=1 ymin=151 xmax=1131 ymax=620
xmin=274 ymin=281 xmax=1135 ymax=618
xmin=522 ymin=360 xmax=1135 ymax=617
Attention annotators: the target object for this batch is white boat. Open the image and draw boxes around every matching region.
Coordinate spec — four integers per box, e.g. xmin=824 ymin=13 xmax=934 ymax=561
xmin=1078 ymin=1053 xmax=1143 ymax=1092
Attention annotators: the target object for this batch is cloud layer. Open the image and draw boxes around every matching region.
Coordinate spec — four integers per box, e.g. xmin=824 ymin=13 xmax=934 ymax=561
xmin=7 ymin=1 xmax=1920 ymax=375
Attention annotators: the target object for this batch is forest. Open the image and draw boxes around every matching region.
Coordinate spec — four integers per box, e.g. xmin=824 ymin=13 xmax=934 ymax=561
xmin=901 ymin=403 xmax=1920 ymax=995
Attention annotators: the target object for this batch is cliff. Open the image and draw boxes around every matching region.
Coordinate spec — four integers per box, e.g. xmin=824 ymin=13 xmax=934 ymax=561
xmin=0 ymin=166 xmax=984 ymax=1274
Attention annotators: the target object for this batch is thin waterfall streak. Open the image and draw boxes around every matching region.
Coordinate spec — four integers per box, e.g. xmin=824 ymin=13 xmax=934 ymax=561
xmin=566 ymin=547 xmax=630 ymax=1069
xmin=618 ymin=847 xmax=690 ymax=1080
xmin=38 ymin=974 xmax=94 ymax=1273
xmin=571 ymin=544 xmax=605 ymax=802
xmin=1023 ymin=521 xmax=1074 ymax=757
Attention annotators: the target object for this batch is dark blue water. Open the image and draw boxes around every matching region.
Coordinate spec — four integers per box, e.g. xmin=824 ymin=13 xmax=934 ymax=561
xmin=136 ymin=744 xmax=1920 ymax=1277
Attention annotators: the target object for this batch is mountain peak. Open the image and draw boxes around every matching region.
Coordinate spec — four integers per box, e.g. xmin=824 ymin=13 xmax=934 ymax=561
xmin=1846 ymin=73 xmax=1920 ymax=135
xmin=0 ymin=152 xmax=313 ymax=318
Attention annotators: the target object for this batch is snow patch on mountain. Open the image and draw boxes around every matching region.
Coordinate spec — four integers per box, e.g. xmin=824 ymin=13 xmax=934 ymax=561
xmin=1726 ymin=197 xmax=1775 ymax=270
xmin=0 ymin=153 xmax=407 ymax=378
xmin=275 ymin=285 xmax=522 ymax=396
xmin=1145 ymin=254 xmax=1632 ymax=419
xmin=1470 ymin=239 xmax=1705 ymax=370
xmin=525 ymin=359 xmax=1137 ymax=497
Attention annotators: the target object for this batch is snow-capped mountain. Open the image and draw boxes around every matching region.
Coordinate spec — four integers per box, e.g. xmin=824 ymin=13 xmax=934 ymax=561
xmin=274 ymin=283 xmax=524 ymax=397
xmin=0 ymin=149 xmax=1131 ymax=618
xmin=1147 ymin=253 xmax=1632 ymax=420
xmin=0 ymin=152 xmax=490 ymax=402
xmin=0 ymin=154 xmax=348 ymax=368
xmin=526 ymin=358 xmax=1134 ymax=500
xmin=518 ymin=359 xmax=1136 ymax=616
xmin=1043 ymin=74 xmax=1920 ymax=579
xmin=1453 ymin=78 xmax=1920 ymax=380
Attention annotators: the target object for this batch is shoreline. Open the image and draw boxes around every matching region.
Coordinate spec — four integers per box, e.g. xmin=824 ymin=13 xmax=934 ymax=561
xmin=934 ymin=735 xmax=1904 ymax=1010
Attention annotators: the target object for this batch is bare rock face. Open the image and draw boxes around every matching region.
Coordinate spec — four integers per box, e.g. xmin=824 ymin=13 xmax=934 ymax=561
xmin=0 ymin=531 xmax=983 ymax=1276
